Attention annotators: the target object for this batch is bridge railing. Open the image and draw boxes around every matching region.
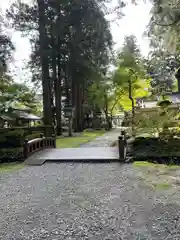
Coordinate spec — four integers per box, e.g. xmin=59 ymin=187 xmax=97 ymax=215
xmin=23 ymin=133 xmax=56 ymax=159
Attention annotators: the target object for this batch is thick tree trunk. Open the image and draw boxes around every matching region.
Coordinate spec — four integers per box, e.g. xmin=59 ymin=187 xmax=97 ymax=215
xmin=72 ymin=80 xmax=84 ymax=132
xmin=78 ymin=84 xmax=83 ymax=132
xmin=50 ymin=25 xmax=57 ymax=132
xmin=72 ymin=80 xmax=78 ymax=132
xmin=37 ymin=0 xmax=52 ymax=131
xmin=56 ymin=53 xmax=62 ymax=135
xmin=50 ymin=22 xmax=62 ymax=136
xmin=65 ymin=67 xmax=70 ymax=105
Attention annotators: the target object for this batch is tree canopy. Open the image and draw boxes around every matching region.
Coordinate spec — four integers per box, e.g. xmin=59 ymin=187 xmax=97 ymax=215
xmin=6 ymin=0 xmax=113 ymax=132
xmin=88 ymin=35 xmax=151 ymax=117
xmin=2 ymin=0 xmax=179 ymax=132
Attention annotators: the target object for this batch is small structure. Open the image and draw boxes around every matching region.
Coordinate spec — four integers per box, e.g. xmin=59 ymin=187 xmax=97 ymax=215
xmin=12 ymin=109 xmax=41 ymax=126
xmin=0 ymin=108 xmax=42 ymax=128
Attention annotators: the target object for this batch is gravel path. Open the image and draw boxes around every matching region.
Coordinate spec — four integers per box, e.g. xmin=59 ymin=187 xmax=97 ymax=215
xmin=81 ymin=129 xmax=120 ymax=147
xmin=1 ymin=162 xmax=180 ymax=240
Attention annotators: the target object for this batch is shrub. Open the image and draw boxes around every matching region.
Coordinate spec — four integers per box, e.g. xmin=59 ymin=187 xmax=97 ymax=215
xmin=0 ymin=130 xmax=24 ymax=148
xmin=172 ymin=128 xmax=180 ymax=137
xmin=0 ymin=148 xmax=23 ymax=162
xmin=133 ymin=137 xmax=159 ymax=148
xmin=26 ymin=132 xmax=41 ymax=140
xmin=0 ymin=129 xmax=43 ymax=148
xmin=157 ymin=100 xmax=171 ymax=108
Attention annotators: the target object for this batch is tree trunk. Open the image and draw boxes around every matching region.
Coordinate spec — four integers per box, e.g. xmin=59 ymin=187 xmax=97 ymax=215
xmin=72 ymin=80 xmax=78 ymax=132
xmin=37 ymin=0 xmax=52 ymax=132
xmin=56 ymin=53 xmax=62 ymax=135
xmin=56 ymin=10 xmax=62 ymax=136
xmin=128 ymin=79 xmax=134 ymax=122
xmin=104 ymin=93 xmax=111 ymax=130
xmin=50 ymin=25 xmax=57 ymax=133
xmin=78 ymin=84 xmax=83 ymax=132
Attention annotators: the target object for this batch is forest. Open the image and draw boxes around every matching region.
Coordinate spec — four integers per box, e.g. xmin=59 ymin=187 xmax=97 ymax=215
xmin=0 ymin=0 xmax=180 ymax=134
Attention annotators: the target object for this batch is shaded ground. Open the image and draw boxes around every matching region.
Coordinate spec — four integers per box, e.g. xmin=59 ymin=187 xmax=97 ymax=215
xmin=1 ymin=162 xmax=180 ymax=239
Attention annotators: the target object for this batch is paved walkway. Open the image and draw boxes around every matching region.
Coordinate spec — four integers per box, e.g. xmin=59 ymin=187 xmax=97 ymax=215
xmin=80 ymin=129 xmax=120 ymax=147
xmin=1 ymin=163 xmax=180 ymax=239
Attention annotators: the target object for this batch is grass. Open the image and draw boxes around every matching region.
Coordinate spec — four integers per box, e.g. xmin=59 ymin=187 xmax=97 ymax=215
xmin=56 ymin=130 xmax=106 ymax=148
xmin=133 ymin=161 xmax=180 ymax=190
xmin=153 ymin=183 xmax=171 ymax=190
xmin=0 ymin=162 xmax=24 ymax=173
xmin=133 ymin=161 xmax=180 ymax=169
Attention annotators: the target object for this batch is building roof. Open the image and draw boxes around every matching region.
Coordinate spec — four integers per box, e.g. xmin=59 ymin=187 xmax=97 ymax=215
xmin=0 ymin=114 xmax=14 ymax=121
xmin=12 ymin=110 xmax=41 ymax=120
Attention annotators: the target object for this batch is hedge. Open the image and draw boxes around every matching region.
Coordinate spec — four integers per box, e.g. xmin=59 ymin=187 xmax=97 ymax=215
xmin=0 ymin=130 xmax=42 ymax=148
xmin=0 ymin=148 xmax=23 ymax=162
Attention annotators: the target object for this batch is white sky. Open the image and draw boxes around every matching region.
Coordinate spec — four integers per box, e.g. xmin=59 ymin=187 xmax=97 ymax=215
xmin=0 ymin=0 xmax=152 ymax=82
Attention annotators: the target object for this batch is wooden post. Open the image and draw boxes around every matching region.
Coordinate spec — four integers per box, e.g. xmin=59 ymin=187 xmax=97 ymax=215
xmin=68 ymin=117 xmax=73 ymax=137
xmin=40 ymin=133 xmax=44 ymax=149
xmin=23 ymin=139 xmax=29 ymax=159
xmin=121 ymin=130 xmax=125 ymax=136
xmin=118 ymin=136 xmax=126 ymax=161
xmin=121 ymin=130 xmax=127 ymax=147
xmin=52 ymin=134 xmax=56 ymax=148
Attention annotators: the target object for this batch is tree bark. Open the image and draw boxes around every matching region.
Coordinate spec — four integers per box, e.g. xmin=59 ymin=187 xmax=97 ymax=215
xmin=56 ymin=53 xmax=62 ymax=135
xmin=37 ymin=0 xmax=52 ymax=131
xmin=56 ymin=10 xmax=62 ymax=136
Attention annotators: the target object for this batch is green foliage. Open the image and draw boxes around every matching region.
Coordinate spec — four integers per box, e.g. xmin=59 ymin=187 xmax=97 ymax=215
xmin=26 ymin=132 xmax=41 ymax=140
xmin=56 ymin=130 xmax=105 ymax=148
xmin=0 ymin=129 xmax=42 ymax=148
xmin=0 ymin=79 xmax=39 ymax=114
xmin=87 ymin=35 xmax=151 ymax=116
xmin=0 ymin=162 xmax=24 ymax=172
xmin=133 ymin=136 xmax=180 ymax=156
xmin=0 ymin=130 xmax=24 ymax=148
xmin=148 ymin=0 xmax=180 ymax=52
xmin=145 ymin=0 xmax=180 ymax=94
xmin=6 ymin=0 xmax=113 ymax=130
xmin=0 ymin=148 xmax=23 ymax=162
xmin=0 ymin=18 xmax=15 ymax=74
xmin=113 ymin=35 xmax=150 ymax=111
xmin=157 ymin=99 xmax=171 ymax=108
xmin=134 ymin=106 xmax=177 ymax=136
